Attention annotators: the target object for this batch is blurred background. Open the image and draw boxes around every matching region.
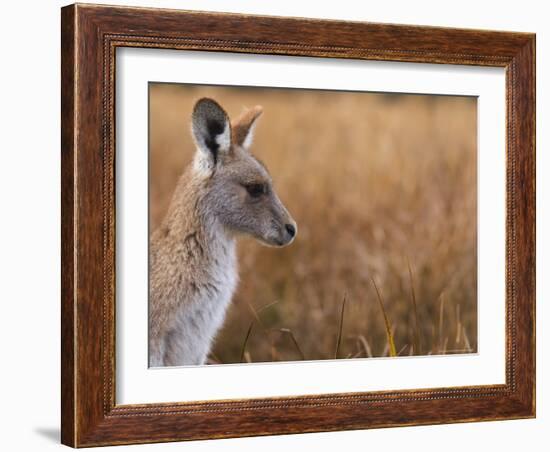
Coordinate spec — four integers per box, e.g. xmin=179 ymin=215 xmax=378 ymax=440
xmin=149 ymin=82 xmax=477 ymax=364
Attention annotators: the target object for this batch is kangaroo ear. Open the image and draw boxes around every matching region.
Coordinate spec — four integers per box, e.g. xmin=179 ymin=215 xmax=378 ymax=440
xmin=231 ymin=106 xmax=263 ymax=149
xmin=191 ymin=98 xmax=232 ymax=165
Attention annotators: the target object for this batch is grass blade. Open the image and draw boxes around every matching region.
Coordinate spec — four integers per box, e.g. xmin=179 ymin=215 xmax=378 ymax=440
xmin=208 ymin=351 xmax=224 ymax=365
xmin=241 ymin=299 xmax=281 ymax=361
xmin=278 ymin=328 xmax=305 ymax=360
xmin=239 ymin=322 xmax=254 ymax=363
xmin=407 ymin=257 xmax=421 ymax=355
xmin=438 ymin=292 xmax=446 ymax=353
xmin=357 ymin=335 xmax=373 ymax=358
xmin=256 ymin=299 xmax=280 ymax=314
xmin=462 ymin=325 xmax=472 ymax=352
xmin=455 ymin=303 xmax=462 ymax=345
xmin=371 ymin=276 xmax=397 ymax=357
xmin=334 ymin=294 xmax=347 ymax=359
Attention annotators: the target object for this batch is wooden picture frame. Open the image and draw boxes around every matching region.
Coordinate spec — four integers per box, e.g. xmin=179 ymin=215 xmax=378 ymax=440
xmin=61 ymin=3 xmax=535 ymax=447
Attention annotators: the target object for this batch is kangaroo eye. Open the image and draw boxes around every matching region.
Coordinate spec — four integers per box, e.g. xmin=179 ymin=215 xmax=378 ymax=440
xmin=244 ymin=183 xmax=267 ymax=198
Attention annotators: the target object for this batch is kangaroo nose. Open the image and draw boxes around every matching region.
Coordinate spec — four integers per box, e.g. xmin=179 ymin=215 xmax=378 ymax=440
xmin=285 ymin=223 xmax=296 ymax=238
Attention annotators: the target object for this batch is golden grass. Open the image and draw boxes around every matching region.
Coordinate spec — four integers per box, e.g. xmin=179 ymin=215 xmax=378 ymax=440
xmin=371 ymin=277 xmax=397 ymax=357
xmin=149 ymin=83 xmax=478 ymax=363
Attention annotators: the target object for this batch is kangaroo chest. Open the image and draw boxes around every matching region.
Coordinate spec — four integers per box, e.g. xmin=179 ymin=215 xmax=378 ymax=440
xmin=169 ymin=240 xmax=238 ymax=365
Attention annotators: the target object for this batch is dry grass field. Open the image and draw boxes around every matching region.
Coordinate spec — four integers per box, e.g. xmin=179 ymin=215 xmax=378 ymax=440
xmin=149 ymin=82 xmax=477 ymax=364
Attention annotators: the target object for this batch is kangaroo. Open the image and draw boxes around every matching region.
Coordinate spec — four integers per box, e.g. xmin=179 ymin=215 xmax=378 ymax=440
xmin=149 ymin=98 xmax=297 ymax=367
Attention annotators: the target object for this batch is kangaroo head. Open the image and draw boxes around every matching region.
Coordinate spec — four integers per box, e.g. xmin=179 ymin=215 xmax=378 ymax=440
xmin=190 ymin=97 xmax=297 ymax=247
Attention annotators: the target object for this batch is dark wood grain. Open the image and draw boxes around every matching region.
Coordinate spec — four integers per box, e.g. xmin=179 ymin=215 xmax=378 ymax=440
xmin=60 ymin=5 xmax=76 ymax=446
xmin=60 ymin=3 xmax=536 ymax=447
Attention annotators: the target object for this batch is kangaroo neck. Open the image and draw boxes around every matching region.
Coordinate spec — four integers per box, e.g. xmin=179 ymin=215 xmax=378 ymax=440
xmin=161 ymin=171 xmax=236 ymax=268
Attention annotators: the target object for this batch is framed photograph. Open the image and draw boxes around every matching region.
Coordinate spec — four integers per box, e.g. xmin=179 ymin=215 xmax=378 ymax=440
xmin=61 ymin=3 xmax=535 ymax=447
